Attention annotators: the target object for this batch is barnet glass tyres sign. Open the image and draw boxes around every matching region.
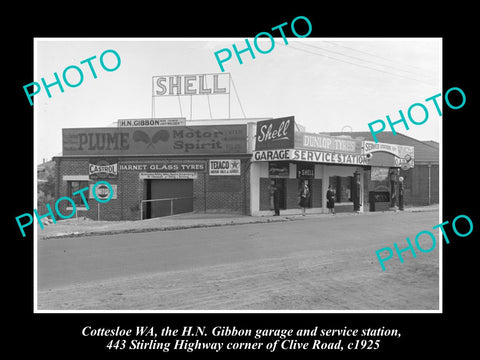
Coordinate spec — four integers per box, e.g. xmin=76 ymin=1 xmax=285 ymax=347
xmin=63 ymin=125 xmax=247 ymax=155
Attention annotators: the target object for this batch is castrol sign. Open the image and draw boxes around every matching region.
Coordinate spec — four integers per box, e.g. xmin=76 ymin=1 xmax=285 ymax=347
xmin=255 ymin=116 xmax=295 ymax=150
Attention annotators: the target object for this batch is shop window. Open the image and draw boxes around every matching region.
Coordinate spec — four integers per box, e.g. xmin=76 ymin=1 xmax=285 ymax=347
xmin=67 ymin=181 xmax=90 ymax=206
xmin=329 ymin=176 xmax=353 ymax=203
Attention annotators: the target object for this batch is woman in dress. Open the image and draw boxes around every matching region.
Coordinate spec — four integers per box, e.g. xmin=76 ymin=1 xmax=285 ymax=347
xmin=299 ymin=180 xmax=310 ymax=216
xmin=327 ymin=185 xmax=336 ymax=214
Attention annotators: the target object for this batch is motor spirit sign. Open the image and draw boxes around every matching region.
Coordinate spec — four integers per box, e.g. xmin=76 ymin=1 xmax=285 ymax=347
xmin=255 ymin=116 xmax=295 ymax=150
xmin=63 ymin=125 xmax=246 ymax=155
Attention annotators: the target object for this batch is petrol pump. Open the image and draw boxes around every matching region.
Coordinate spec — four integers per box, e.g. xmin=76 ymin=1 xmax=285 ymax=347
xmin=389 ymin=168 xmax=399 ymax=208
xmin=398 ymin=176 xmax=404 ymax=210
xmin=353 ymin=170 xmax=361 ymax=211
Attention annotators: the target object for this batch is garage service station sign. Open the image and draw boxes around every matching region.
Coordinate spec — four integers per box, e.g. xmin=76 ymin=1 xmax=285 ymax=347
xmin=63 ymin=125 xmax=246 ymax=155
xmin=253 ymin=148 xmax=369 ymax=165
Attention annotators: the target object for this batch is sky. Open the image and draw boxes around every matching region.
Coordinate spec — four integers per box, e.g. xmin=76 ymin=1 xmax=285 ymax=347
xmin=35 ymin=38 xmax=441 ymax=164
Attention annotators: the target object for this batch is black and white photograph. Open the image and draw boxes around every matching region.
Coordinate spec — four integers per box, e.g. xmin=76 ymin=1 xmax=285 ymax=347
xmin=8 ymin=7 xmax=478 ymax=357
xmin=33 ymin=37 xmax=442 ymax=312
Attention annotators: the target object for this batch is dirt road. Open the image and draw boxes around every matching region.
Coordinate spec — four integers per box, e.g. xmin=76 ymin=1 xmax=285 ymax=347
xmin=37 ymin=211 xmax=440 ymax=311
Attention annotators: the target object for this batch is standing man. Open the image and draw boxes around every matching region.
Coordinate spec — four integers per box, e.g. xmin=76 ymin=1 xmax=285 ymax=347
xmin=270 ymin=181 xmax=281 ymax=216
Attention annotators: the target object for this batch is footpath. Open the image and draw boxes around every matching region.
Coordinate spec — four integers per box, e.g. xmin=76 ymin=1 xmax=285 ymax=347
xmin=38 ymin=204 xmax=439 ymax=240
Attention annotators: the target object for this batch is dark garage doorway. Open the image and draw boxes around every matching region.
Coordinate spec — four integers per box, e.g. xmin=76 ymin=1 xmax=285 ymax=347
xmin=145 ymin=179 xmax=194 ymax=219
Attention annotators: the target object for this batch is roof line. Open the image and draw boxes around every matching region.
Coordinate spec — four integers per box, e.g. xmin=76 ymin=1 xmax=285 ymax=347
xmin=323 ymin=131 xmax=440 ymax=149
xmin=383 ymin=131 xmax=441 ymax=150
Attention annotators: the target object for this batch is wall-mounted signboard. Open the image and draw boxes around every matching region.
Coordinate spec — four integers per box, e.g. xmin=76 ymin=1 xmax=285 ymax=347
xmin=63 ymin=125 xmax=246 ymax=155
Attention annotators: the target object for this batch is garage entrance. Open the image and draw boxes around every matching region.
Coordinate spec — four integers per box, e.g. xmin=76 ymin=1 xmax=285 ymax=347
xmin=144 ymin=179 xmax=194 ymax=219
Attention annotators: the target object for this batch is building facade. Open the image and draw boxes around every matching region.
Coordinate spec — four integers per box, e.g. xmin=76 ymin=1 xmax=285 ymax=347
xmin=54 ymin=122 xmax=253 ymax=221
xmin=250 ymin=117 xmax=415 ymax=215
xmin=53 ymin=117 xmax=418 ymax=220
xmin=326 ymin=131 xmax=439 ymax=206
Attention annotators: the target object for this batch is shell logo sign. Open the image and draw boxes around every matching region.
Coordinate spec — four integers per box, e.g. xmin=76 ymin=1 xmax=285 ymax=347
xmin=255 ymin=116 xmax=295 ymax=150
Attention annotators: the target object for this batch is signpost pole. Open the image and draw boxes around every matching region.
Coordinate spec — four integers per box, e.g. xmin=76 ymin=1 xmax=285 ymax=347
xmin=399 ymin=177 xmax=404 ymax=211
xmin=228 ymin=74 xmax=231 ymax=119
xmin=151 ymin=76 xmax=155 ymax=119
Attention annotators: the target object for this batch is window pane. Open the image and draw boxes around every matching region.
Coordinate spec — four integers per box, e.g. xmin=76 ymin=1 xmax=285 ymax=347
xmin=329 ymin=176 xmax=353 ymax=203
xmin=68 ymin=181 xmax=89 ymax=206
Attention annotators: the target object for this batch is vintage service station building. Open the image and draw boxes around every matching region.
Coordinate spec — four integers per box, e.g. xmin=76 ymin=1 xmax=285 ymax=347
xmin=54 ymin=115 xmax=414 ymax=221
xmin=52 ymin=72 xmax=416 ymax=220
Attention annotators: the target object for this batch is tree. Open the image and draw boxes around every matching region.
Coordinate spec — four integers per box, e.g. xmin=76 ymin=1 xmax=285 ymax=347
xmin=38 ymin=161 xmax=56 ymax=206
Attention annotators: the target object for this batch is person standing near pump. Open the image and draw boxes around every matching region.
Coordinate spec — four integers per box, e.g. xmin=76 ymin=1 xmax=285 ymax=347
xmin=327 ymin=185 xmax=336 ymax=214
xmin=299 ymin=180 xmax=310 ymax=216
